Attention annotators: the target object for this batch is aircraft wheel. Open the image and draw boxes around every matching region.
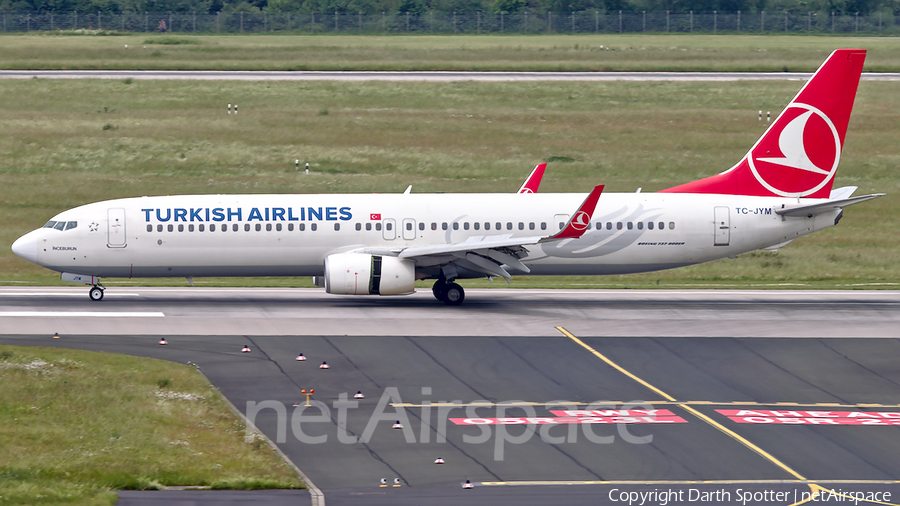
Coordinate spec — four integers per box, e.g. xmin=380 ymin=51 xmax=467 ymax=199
xmin=443 ymin=283 xmax=465 ymax=306
xmin=432 ymin=280 xmax=448 ymax=301
xmin=89 ymin=286 xmax=104 ymax=301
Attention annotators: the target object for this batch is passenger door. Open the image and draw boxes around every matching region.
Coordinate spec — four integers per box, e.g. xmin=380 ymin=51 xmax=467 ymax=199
xmin=714 ymin=206 xmax=730 ymax=246
xmin=107 ymin=208 xmax=127 ymax=248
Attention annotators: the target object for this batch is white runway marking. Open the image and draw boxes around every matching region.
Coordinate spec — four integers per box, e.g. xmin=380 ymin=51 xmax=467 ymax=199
xmin=0 ymin=292 xmax=140 ymax=297
xmin=0 ymin=311 xmax=164 ymax=317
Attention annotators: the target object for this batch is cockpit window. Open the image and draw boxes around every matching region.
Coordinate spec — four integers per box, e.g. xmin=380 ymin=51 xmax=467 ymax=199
xmin=64 ymin=221 xmax=77 ymax=231
xmin=53 ymin=221 xmax=66 ymax=231
xmin=43 ymin=221 xmax=57 ymax=229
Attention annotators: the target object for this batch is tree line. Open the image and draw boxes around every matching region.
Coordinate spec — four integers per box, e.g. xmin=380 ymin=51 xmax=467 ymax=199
xmin=3 ymin=0 xmax=897 ymax=18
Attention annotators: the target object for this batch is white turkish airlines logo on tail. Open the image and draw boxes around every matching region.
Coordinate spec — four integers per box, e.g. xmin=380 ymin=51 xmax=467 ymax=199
xmin=748 ymin=103 xmax=841 ymax=197
xmin=570 ymin=211 xmax=591 ymax=231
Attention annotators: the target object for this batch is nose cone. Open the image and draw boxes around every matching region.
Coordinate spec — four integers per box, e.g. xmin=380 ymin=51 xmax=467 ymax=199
xmin=11 ymin=231 xmax=39 ymax=265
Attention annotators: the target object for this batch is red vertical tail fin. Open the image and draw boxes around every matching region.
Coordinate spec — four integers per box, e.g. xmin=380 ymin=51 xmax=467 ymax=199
xmin=660 ymin=49 xmax=866 ymax=198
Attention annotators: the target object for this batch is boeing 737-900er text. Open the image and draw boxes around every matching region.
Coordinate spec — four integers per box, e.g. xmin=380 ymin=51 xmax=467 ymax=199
xmin=11 ymin=49 xmax=883 ymax=305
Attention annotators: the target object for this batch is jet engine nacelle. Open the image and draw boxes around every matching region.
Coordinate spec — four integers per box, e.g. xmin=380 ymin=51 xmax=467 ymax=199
xmin=324 ymin=253 xmax=416 ymax=296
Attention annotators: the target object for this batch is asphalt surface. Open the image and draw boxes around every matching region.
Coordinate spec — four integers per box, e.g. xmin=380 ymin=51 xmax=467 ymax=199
xmin=1 ymin=70 xmax=900 ymax=81
xmin=1 ymin=287 xmax=898 ymax=337
xmin=2 ymin=288 xmax=900 ymax=505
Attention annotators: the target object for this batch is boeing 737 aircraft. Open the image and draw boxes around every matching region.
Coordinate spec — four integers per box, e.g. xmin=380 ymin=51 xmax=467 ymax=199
xmin=11 ymin=49 xmax=883 ymax=305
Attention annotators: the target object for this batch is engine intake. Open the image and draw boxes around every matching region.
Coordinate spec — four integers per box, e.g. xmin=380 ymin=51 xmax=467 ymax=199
xmin=325 ymin=253 xmax=416 ymax=296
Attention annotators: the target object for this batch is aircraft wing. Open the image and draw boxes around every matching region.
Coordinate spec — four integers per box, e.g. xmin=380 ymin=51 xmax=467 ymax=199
xmin=775 ymin=193 xmax=884 ymax=217
xmin=390 ymin=185 xmax=603 ymax=281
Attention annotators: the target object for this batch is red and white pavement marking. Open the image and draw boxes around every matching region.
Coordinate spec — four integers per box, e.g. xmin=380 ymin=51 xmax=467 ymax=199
xmin=717 ymin=409 xmax=900 ymax=426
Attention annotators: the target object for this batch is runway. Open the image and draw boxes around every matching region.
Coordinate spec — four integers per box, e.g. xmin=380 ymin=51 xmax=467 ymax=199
xmin=3 ymin=287 xmax=900 ymax=505
xmin=1 ymin=287 xmax=898 ymax=338
xmin=1 ymin=70 xmax=900 ymax=81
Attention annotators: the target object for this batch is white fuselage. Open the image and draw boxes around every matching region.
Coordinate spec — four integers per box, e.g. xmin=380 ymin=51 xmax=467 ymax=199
xmin=14 ymin=192 xmax=838 ymax=280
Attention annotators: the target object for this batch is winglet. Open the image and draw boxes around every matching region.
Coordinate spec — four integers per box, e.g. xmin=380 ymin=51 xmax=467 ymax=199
xmin=541 ymin=185 xmax=604 ymax=242
xmin=518 ymin=163 xmax=547 ymax=194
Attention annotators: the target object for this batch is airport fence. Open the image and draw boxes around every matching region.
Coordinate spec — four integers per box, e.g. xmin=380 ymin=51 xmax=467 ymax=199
xmin=2 ymin=10 xmax=899 ymax=35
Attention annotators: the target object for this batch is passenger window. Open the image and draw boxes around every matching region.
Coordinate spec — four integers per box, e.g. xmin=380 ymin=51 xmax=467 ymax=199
xmin=464 ymin=222 xmax=470 ymax=230
xmin=266 ymin=224 xmax=272 ymax=232
xmin=311 ymin=223 xmax=317 ymax=231
xmin=627 ymin=222 xmax=633 ymax=230
xmin=334 ymin=224 xmax=340 ymax=231
xmin=300 ymin=224 xmax=306 ymax=231
xmin=507 ymin=222 xmax=513 ymax=230
xmin=275 ymin=223 xmax=282 ymax=232
xmin=146 ymin=224 xmax=152 ymax=232
xmin=473 ymin=222 xmax=479 ymax=230
xmin=518 ymin=222 xmax=524 ymax=230
xmin=595 ymin=222 xmax=602 ymax=230
xmin=617 ymin=222 xmax=623 ymax=230
xmin=366 ymin=223 xmax=372 ymax=231
xmin=199 ymin=224 xmax=205 ymax=232
xmin=167 ymin=224 xmax=174 ymax=232
xmin=210 ymin=224 xmax=216 ymax=232
xmin=659 ymin=222 xmax=664 ymax=230
xmin=637 ymin=222 xmax=643 ymax=230
xmin=648 ymin=222 xmax=654 ymax=230
xmin=386 ymin=223 xmax=392 ymax=231
xmin=157 ymin=224 xmax=163 ymax=232
xmin=375 ymin=223 xmax=381 ymax=231
xmin=233 ymin=224 xmax=239 ymax=231
xmin=559 ymin=222 xmax=565 ymax=230
xmin=607 ymin=222 xmax=613 ymax=230
xmin=442 ymin=223 xmax=448 ymax=230
xmin=484 ymin=222 xmax=491 ymax=230
xmin=419 ymin=223 xmax=425 ymax=231
xmin=178 ymin=224 xmax=184 ymax=232
xmin=44 ymin=221 xmax=57 ymax=229
xmin=669 ymin=222 xmax=675 ymax=230
xmin=255 ymin=224 xmax=261 ymax=232
xmin=65 ymin=221 xmax=77 ymax=231
xmin=452 ymin=223 xmax=459 ymax=230
xmin=189 ymin=224 xmax=194 ymax=232
xmin=355 ymin=223 xmax=361 ymax=231
xmin=221 ymin=225 xmax=227 ymax=232
xmin=245 ymin=224 xmax=250 ymax=232
xmin=288 ymin=223 xmax=294 ymax=231
xmin=54 ymin=222 xmax=66 ymax=231
xmin=431 ymin=223 xmax=437 ymax=231
xmin=529 ymin=223 xmax=535 ymax=230
xmin=540 ymin=222 xmax=546 ymax=230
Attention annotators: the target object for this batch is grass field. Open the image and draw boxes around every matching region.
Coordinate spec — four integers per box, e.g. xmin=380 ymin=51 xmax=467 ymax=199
xmin=1 ymin=75 xmax=897 ymax=289
xmin=2 ymin=34 xmax=900 ymax=71
xmin=0 ymin=345 xmax=303 ymax=505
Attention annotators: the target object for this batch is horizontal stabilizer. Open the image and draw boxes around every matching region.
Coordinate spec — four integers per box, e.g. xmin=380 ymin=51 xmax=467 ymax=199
xmin=775 ymin=194 xmax=884 ymax=217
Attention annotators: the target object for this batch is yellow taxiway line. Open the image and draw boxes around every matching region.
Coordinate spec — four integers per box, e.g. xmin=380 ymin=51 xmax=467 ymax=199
xmin=556 ymin=326 xmax=807 ymax=481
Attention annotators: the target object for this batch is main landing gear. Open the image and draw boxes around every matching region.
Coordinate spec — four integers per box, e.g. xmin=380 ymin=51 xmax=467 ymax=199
xmin=89 ymin=285 xmax=105 ymax=301
xmin=432 ymin=279 xmax=464 ymax=306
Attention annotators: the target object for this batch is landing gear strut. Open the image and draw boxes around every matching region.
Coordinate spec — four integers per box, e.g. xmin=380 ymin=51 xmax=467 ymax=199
xmin=89 ymin=285 xmax=105 ymax=301
xmin=432 ymin=279 xmax=464 ymax=306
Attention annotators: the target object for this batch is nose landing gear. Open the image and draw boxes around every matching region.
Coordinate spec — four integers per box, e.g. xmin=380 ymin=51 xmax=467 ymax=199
xmin=89 ymin=285 xmax=105 ymax=301
xmin=432 ymin=279 xmax=464 ymax=306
